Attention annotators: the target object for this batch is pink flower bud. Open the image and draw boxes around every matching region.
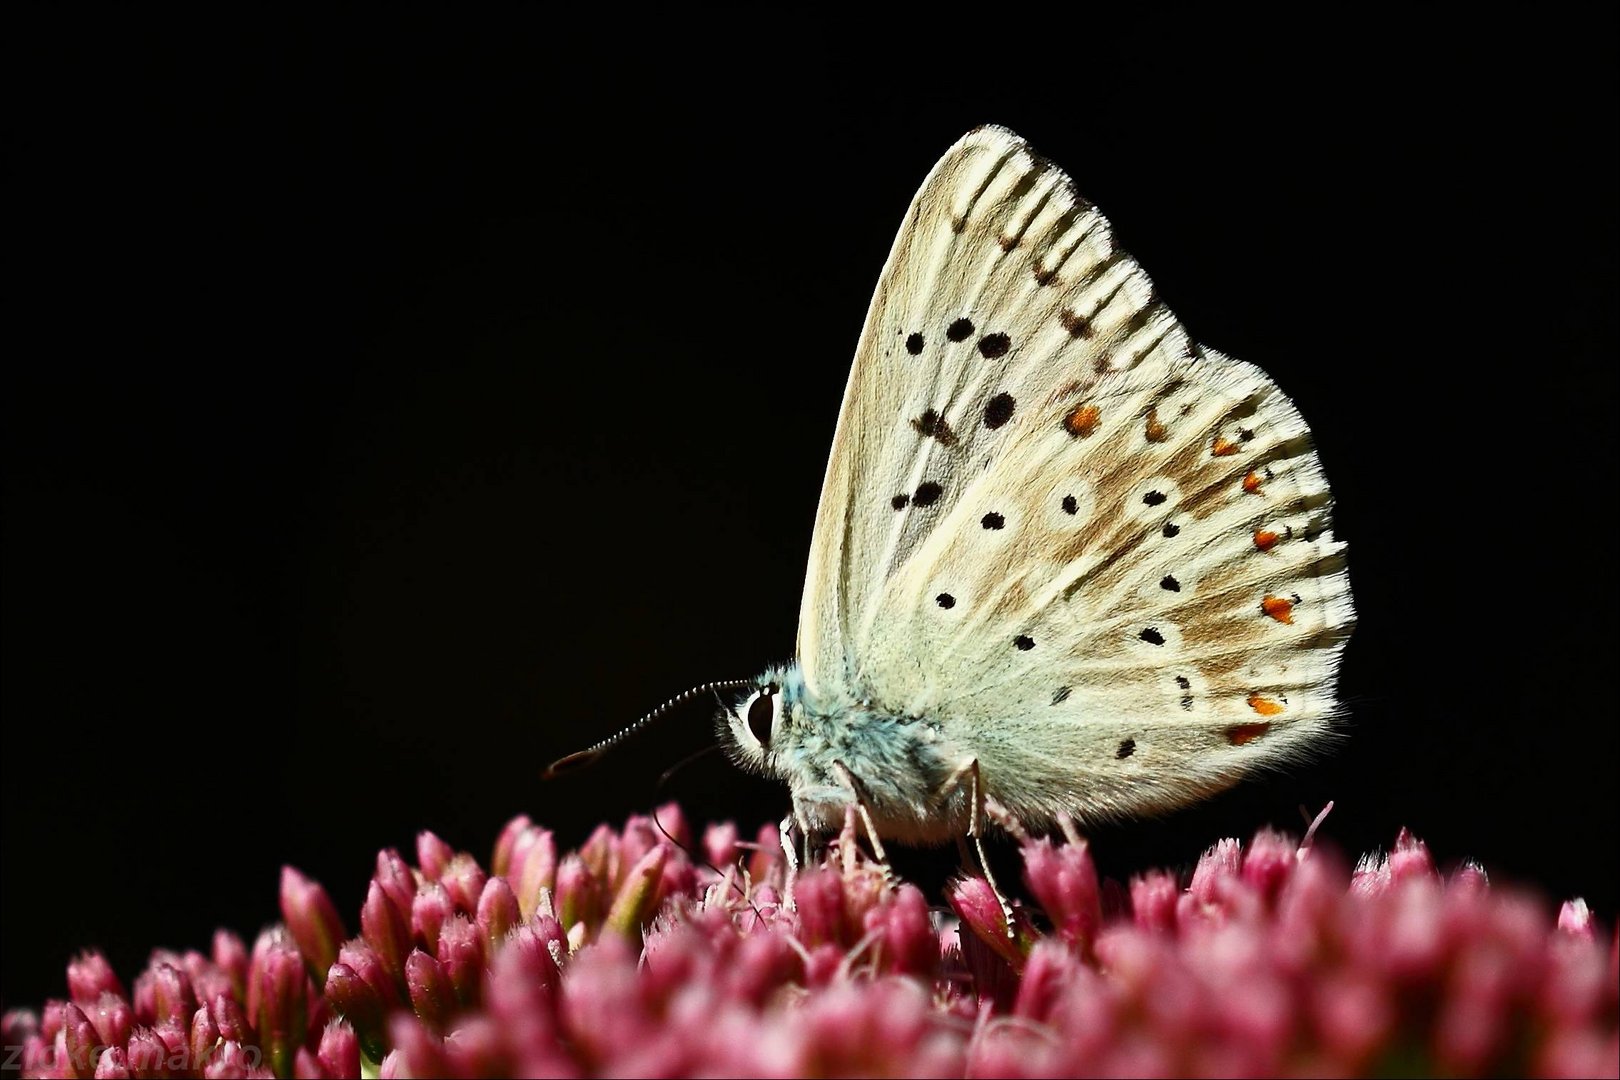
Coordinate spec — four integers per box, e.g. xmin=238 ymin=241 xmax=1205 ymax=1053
xmin=279 ymin=868 xmax=347 ymax=980
xmin=1388 ymin=828 xmax=1436 ymax=883
xmin=254 ymin=940 xmax=307 ymax=1079
xmin=440 ymin=854 xmax=488 ymax=916
xmin=416 ymin=831 xmax=454 ymax=882
xmin=411 ymin=882 xmax=454 ymax=954
xmin=947 ymin=875 xmax=1029 ymax=970
xmin=22 ymin=1026 xmax=58 ymax=1079
xmin=476 ymin=877 xmax=521 ymax=955
xmin=436 ymin=915 xmax=484 ymax=1008
xmin=604 ymin=844 xmax=667 ymax=943
xmin=703 ymin=822 xmax=740 ymax=868
xmin=322 ymin=963 xmax=386 ymax=1064
xmin=1558 ymin=897 xmax=1595 ymax=940
xmin=618 ymin=815 xmax=659 ymax=871
xmin=531 ymin=915 xmax=569 ymax=969
xmin=579 ymin=824 xmax=620 ymax=887
xmin=405 ymin=949 xmax=455 ymax=1033
xmin=2 ymin=1010 xmax=39 ymax=1051
xmin=92 ymin=1045 xmax=129 ymax=1079
xmin=726 ymin=929 xmax=802 ymax=1008
xmin=200 ymin=1039 xmax=259 ymax=1079
xmin=360 ymin=880 xmax=412 ymax=982
xmin=485 ymin=924 xmax=562 ymax=1023
xmin=86 ymin=992 xmax=132 ymax=1049
xmin=1130 ymin=870 xmax=1180 ymax=933
xmin=125 ymin=1027 xmax=168 ymax=1077
xmin=442 ymin=1015 xmax=509 ymax=1078
xmin=147 ymin=962 xmax=197 ymax=1028
xmin=243 ymin=929 xmax=278 ymax=1027
xmin=386 ymin=1014 xmax=449 ymax=1079
xmin=1022 ymin=836 xmax=1102 ymax=954
xmin=1450 ymin=861 xmax=1490 ymax=895
xmin=154 ymin=1015 xmax=187 ymax=1053
xmin=794 ymin=868 xmax=853 ymax=950
xmin=208 ymin=993 xmax=251 ymax=1044
xmin=189 ymin=1005 xmax=219 ymax=1071
xmin=507 ymin=828 xmax=557 ymax=922
xmin=491 ymin=815 xmax=533 ymax=878
xmin=334 ymin=940 xmax=398 ymax=1010
xmin=1188 ymin=838 xmax=1243 ymax=907
xmin=60 ymin=1003 xmax=99 ymax=1079
xmin=554 ymin=855 xmax=600 ymax=935
xmin=316 ymin=1019 xmax=360 ymax=1080
xmin=68 ymin=952 xmax=126 ymax=1008
xmin=651 ymin=802 xmax=691 ymax=849
xmin=211 ymin=932 xmax=248 ymax=1003
xmin=748 ymin=822 xmax=784 ymax=884
xmin=1241 ymin=828 xmax=1297 ymax=903
xmin=373 ymin=849 xmax=417 ymax=923
xmin=1013 ymin=939 xmax=1077 ymax=1021
xmin=865 ymin=884 xmax=936 ymax=977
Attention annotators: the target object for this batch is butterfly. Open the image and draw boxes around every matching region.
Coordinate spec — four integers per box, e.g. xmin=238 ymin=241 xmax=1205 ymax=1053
xmin=559 ymin=126 xmax=1353 ymax=861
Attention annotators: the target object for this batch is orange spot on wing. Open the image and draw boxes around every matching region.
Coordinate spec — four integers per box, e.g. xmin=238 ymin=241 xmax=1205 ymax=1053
xmin=1242 ymin=470 xmax=1263 ymax=494
xmin=1144 ymin=407 xmax=1168 ymax=443
xmin=1253 ymin=529 xmax=1282 ymax=552
xmin=1212 ymin=436 xmax=1240 ymax=457
xmin=1261 ymin=595 xmax=1295 ymax=624
xmin=1227 ymin=722 xmax=1270 ymax=746
xmin=1246 ymin=693 xmax=1284 ymax=717
xmin=1063 ymin=404 xmax=1101 ymax=438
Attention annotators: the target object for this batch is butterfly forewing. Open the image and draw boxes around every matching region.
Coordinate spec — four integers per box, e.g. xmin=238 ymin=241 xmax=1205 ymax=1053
xmin=797 ymin=126 xmax=1352 ymax=827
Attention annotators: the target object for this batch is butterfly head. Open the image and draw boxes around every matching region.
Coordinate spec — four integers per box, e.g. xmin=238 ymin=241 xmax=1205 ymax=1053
xmin=717 ymin=663 xmax=803 ymax=777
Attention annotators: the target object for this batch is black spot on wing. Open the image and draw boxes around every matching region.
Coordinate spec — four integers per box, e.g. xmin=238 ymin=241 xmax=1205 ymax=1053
xmin=977 ymin=332 xmax=1011 ymax=359
xmin=910 ymin=409 xmax=958 ymax=446
xmin=983 ymin=392 xmax=1015 ymax=429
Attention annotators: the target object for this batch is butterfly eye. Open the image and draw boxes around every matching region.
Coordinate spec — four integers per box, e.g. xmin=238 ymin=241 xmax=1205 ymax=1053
xmin=746 ymin=685 xmax=778 ymax=746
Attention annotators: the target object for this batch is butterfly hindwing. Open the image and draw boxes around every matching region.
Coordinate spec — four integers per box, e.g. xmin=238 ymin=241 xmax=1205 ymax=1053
xmin=798 ymin=126 xmax=1353 ymax=827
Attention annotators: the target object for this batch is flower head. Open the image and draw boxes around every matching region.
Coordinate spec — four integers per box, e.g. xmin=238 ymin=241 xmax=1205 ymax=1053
xmin=8 ymin=809 xmax=1615 ymax=1078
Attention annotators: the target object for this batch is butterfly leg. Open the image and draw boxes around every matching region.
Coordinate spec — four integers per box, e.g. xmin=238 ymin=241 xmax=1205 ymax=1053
xmin=981 ymin=795 xmax=1029 ymax=843
xmin=831 ymin=760 xmax=897 ymax=887
xmin=939 ymin=758 xmax=1015 ymax=932
xmin=779 ymin=810 xmax=801 ymax=911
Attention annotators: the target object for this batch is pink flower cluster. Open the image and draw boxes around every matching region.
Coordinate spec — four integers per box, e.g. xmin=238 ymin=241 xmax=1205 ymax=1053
xmin=4 ymin=807 xmax=1615 ymax=1078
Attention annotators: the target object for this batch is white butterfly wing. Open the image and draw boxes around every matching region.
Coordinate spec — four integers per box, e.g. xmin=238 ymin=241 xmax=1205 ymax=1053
xmin=797 ymin=126 xmax=1353 ymax=825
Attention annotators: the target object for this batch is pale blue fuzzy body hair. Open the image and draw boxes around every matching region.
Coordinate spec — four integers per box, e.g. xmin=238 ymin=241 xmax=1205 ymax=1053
xmin=719 ymin=662 xmax=973 ymax=844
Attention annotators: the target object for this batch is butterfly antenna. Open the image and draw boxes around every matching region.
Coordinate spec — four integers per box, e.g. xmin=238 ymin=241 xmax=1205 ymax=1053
xmin=542 ymin=679 xmax=754 ymax=779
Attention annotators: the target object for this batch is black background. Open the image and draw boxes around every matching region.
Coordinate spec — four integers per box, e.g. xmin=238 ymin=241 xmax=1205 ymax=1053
xmin=4 ymin=11 xmax=1616 ymax=1009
